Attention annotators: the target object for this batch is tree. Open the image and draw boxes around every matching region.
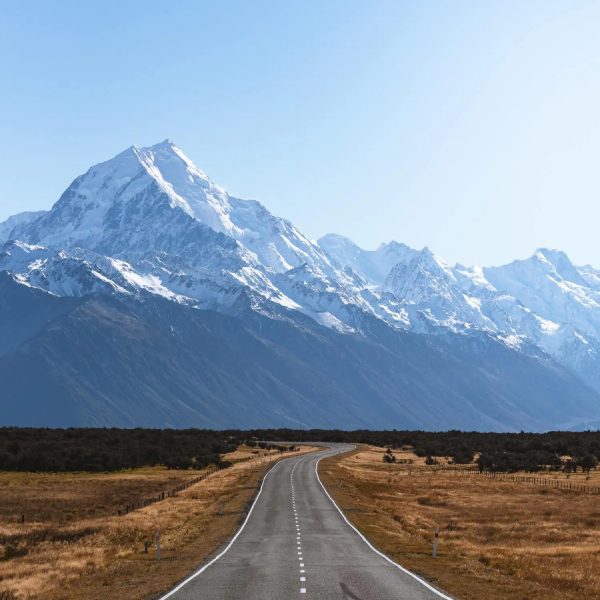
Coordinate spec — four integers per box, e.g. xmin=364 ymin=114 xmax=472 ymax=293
xmin=579 ymin=454 xmax=598 ymax=475
xmin=563 ymin=459 xmax=578 ymax=474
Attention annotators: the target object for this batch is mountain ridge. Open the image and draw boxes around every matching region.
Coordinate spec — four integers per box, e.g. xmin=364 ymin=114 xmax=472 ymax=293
xmin=1 ymin=140 xmax=599 ymax=430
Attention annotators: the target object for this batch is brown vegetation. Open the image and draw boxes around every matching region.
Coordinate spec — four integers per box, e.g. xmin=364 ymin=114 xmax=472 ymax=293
xmin=320 ymin=446 xmax=600 ymax=600
xmin=0 ymin=445 xmax=316 ymax=599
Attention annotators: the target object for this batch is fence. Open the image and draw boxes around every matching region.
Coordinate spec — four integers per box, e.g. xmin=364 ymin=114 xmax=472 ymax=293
xmin=117 ymin=447 xmax=300 ymax=516
xmin=442 ymin=466 xmax=600 ymax=495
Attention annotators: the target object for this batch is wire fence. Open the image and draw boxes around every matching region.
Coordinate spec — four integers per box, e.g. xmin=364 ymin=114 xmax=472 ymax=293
xmin=440 ymin=466 xmax=600 ymax=495
xmin=118 ymin=448 xmax=300 ymax=516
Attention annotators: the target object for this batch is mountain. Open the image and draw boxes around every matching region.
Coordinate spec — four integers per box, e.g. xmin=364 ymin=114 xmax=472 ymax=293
xmin=1 ymin=141 xmax=599 ymax=431
xmin=0 ymin=210 xmax=47 ymax=242
xmin=323 ymin=235 xmax=600 ymax=393
xmin=1 ymin=271 xmax=596 ymax=431
xmin=22 ymin=140 xmax=337 ymax=275
xmin=318 ymin=234 xmax=416 ymax=285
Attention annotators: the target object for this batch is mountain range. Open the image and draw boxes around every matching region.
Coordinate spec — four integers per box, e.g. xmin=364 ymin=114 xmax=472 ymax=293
xmin=1 ymin=140 xmax=599 ymax=431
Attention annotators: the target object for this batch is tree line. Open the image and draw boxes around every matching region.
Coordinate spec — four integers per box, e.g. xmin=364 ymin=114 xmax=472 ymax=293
xmin=242 ymin=428 xmax=600 ymax=473
xmin=0 ymin=428 xmax=241 ymax=472
xmin=1 ymin=427 xmax=599 ymax=473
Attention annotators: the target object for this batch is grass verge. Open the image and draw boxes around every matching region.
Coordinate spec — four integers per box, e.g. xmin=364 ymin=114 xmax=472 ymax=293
xmin=319 ymin=446 xmax=600 ymax=600
xmin=0 ymin=445 xmax=317 ymax=599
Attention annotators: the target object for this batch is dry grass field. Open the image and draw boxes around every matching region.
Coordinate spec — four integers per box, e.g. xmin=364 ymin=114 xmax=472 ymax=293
xmin=413 ymin=453 xmax=600 ymax=486
xmin=0 ymin=445 xmax=316 ymax=600
xmin=319 ymin=446 xmax=600 ymax=600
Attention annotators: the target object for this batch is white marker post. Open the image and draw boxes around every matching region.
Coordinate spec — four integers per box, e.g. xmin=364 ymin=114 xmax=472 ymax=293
xmin=433 ymin=529 xmax=439 ymax=557
xmin=156 ymin=531 xmax=161 ymax=561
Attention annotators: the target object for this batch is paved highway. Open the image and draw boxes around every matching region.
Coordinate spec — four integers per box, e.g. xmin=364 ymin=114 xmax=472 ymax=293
xmin=159 ymin=444 xmax=455 ymax=600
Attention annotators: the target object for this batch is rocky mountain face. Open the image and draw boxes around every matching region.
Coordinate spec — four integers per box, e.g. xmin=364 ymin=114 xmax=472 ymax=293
xmin=1 ymin=140 xmax=599 ymax=430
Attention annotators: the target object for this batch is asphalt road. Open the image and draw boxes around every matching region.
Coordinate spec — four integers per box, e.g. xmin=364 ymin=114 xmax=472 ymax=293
xmin=159 ymin=444 xmax=455 ymax=600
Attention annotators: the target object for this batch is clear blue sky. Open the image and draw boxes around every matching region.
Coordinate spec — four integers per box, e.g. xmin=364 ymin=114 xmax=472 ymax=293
xmin=1 ymin=0 xmax=600 ymax=267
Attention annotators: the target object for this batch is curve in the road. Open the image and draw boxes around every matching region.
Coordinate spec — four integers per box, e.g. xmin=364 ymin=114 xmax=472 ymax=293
xmin=314 ymin=452 xmax=455 ymax=600
xmin=156 ymin=452 xmax=285 ymax=600
xmin=156 ymin=444 xmax=457 ymax=600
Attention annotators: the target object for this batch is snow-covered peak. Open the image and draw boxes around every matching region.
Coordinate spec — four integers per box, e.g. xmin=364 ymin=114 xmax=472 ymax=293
xmin=16 ymin=141 xmax=337 ymax=277
xmin=375 ymin=240 xmax=414 ymax=258
xmin=149 ymin=139 xmax=177 ymax=151
xmin=535 ymin=247 xmax=569 ymax=263
xmin=484 ymin=250 xmax=600 ymax=340
xmin=318 ymin=233 xmax=417 ymax=285
xmin=131 ymin=140 xmax=232 ymax=230
xmin=29 ymin=139 xmax=229 ymax=245
xmin=533 ymin=248 xmax=589 ymax=287
xmin=384 ymin=246 xmax=457 ymax=301
xmin=0 ymin=240 xmax=63 ymax=272
xmin=0 ymin=210 xmax=47 ymax=244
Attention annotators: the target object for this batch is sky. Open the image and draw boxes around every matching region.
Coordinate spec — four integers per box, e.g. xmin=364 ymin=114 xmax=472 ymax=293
xmin=1 ymin=0 xmax=600 ymax=268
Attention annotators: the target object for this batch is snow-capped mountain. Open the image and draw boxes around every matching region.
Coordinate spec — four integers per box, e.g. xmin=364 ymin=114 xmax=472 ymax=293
xmin=22 ymin=140 xmax=338 ymax=275
xmin=0 ymin=210 xmax=47 ymax=242
xmin=318 ymin=234 xmax=416 ymax=285
xmin=323 ymin=235 xmax=600 ymax=391
xmin=7 ymin=140 xmax=366 ymax=322
xmin=1 ymin=140 xmax=600 ymax=430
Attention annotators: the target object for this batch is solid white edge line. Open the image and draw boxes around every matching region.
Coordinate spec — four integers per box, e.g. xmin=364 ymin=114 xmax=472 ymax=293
xmin=156 ymin=453 xmax=303 ymax=600
xmin=315 ymin=446 xmax=456 ymax=600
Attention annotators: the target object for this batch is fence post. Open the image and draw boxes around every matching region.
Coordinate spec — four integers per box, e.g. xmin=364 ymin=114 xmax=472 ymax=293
xmin=144 ymin=541 xmax=149 ymax=554
xmin=433 ymin=529 xmax=439 ymax=557
xmin=156 ymin=531 xmax=160 ymax=561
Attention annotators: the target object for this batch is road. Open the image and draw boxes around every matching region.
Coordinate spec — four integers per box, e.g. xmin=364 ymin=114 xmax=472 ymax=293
xmin=159 ymin=444 xmax=455 ymax=600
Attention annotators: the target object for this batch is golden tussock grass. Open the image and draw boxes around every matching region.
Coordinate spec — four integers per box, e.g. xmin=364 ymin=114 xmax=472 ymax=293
xmin=0 ymin=445 xmax=317 ymax=599
xmin=320 ymin=446 xmax=600 ymax=600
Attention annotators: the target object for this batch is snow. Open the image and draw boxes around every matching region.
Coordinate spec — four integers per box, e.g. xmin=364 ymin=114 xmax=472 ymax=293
xmin=318 ymin=234 xmax=416 ymax=285
xmin=4 ymin=140 xmax=600 ymax=393
xmin=0 ymin=211 xmax=47 ymax=243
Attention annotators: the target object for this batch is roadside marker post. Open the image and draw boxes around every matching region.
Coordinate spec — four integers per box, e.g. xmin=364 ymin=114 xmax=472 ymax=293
xmin=433 ymin=529 xmax=439 ymax=557
xmin=144 ymin=541 xmax=149 ymax=554
xmin=156 ymin=531 xmax=161 ymax=561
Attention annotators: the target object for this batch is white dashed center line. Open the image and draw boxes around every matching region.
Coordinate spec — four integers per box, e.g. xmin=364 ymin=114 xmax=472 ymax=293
xmin=291 ymin=458 xmax=307 ymax=596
